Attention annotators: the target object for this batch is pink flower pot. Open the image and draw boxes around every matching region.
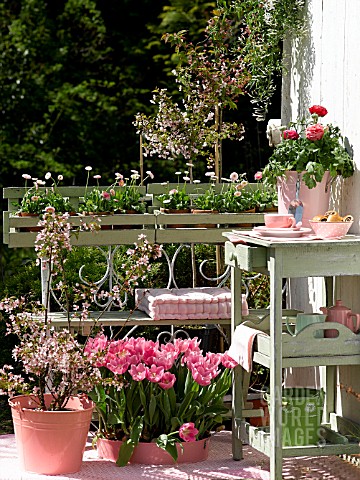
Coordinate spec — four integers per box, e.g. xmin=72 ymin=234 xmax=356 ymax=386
xmin=97 ymin=436 xmax=210 ymax=465
xmin=277 ymin=171 xmax=331 ymax=228
xmin=9 ymin=394 xmax=94 ymax=475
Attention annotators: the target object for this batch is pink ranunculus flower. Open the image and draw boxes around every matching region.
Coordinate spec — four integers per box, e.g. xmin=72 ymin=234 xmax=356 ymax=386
xmin=254 ymin=171 xmax=263 ymax=181
xmin=158 ymin=371 xmax=176 ymax=389
xmin=283 ymin=129 xmax=299 ymax=140
xmin=102 ymin=191 xmax=111 ymax=200
xmin=309 ymin=105 xmax=328 ymax=117
xmin=306 ymin=123 xmax=324 ymax=141
xmin=179 ymin=422 xmax=199 ymax=442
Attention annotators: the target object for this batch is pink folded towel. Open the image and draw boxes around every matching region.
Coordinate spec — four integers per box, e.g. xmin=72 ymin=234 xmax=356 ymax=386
xmin=228 ymin=324 xmax=269 ymax=372
xmin=135 ymin=287 xmax=249 ymax=321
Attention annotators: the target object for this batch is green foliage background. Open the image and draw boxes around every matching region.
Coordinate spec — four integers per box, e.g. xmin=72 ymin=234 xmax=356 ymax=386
xmin=0 ymin=0 xmax=279 ymax=189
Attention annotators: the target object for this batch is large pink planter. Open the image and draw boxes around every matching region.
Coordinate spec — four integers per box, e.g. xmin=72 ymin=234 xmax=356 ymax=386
xmin=277 ymin=171 xmax=331 ymax=228
xmin=9 ymin=394 xmax=94 ymax=475
xmin=97 ymin=436 xmax=210 ymax=465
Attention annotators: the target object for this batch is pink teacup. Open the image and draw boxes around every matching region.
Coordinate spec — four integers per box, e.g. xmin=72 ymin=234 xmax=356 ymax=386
xmin=264 ymin=213 xmax=296 ymax=229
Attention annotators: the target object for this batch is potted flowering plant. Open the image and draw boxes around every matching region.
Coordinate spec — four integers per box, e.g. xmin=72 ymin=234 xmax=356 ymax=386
xmin=0 ymin=209 xmax=162 ymax=474
xmin=80 ymin=166 xmax=118 ymax=214
xmin=16 ymin=172 xmax=73 ymax=215
xmin=85 ymin=335 xmax=237 ymax=466
xmin=251 ymin=171 xmax=278 ymax=212
xmin=262 ymin=105 xmax=355 ymax=189
xmin=113 ymin=170 xmax=153 ymax=214
xmin=192 ymin=172 xmax=223 ymax=212
xmin=157 ymin=175 xmax=191 ymax=212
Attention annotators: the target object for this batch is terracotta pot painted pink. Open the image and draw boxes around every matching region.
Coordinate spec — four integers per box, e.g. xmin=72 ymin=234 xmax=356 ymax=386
xmin=97 ymin=436 xmax=210 ymax=465
xmin=277 ymin=171 xmax=331 ymax=228
xmin=9 ymin=394 xmax=94 ymax=475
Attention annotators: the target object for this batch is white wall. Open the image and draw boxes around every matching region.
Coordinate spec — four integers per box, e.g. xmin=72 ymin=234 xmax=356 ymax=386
xmin=282 ymin=0 xmax=360 ymax=422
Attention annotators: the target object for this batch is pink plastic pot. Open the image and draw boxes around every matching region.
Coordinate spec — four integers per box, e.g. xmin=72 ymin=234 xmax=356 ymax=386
xmin=97 ymin=436 xmax=210 ymax=465
xmin=277 ymin=171 xmax=331 ymax=228
xmin=9 ymin=394 xmax=94 ymax=475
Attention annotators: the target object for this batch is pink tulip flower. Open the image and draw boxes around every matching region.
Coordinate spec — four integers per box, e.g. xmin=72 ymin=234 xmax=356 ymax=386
xmin=179 ymin=422 xmax=199 ymax=442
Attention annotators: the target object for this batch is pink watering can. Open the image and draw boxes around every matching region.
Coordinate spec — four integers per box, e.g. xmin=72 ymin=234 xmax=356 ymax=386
xmin=320 ymin=300 xmax=360 ymax=338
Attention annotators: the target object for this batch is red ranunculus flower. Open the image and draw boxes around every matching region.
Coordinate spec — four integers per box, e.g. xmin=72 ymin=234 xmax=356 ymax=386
xmin=283 ymin=129 xmax=299 ymax=140
xmin=306 ymin=123 xmax=324 ymax=141
xmin=309 ymin=105 xmax=328 ymax=117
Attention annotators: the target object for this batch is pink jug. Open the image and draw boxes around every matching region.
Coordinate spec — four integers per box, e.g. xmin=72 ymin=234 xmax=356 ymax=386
xmin=320 ymin=300 xmax=360 ymax=338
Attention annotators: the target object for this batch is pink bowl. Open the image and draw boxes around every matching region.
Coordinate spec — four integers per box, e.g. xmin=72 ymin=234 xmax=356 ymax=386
xmin=309 ymin=221 xmax=353 ymax=239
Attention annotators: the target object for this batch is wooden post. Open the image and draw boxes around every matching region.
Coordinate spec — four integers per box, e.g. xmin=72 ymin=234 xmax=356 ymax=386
xmin=139 ymin=134 xmax=144 ymax=183
xmin=214 ymin=105 xmax=223 ymax=277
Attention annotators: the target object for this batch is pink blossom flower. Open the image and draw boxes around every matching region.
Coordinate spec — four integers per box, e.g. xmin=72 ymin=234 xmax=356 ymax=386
xmin=22 ymin=173 xmax=32 ymax=180
xmin=57 ymin=175 xmax=63 ymax=181
xmin=306 ymin=123 xmax=324 ymax=141
xmin=169 ymin=189 xmax=178 ymax=195
xmin=93 ymin=174 xmax=101 ymax=179
xmin=102 ymin=191 xmax=110 ymax=200
xmin=230 ymin=172 xmax=238 ymax=182
xmin=146 ymin=170 xmax=154 ymax=179
xmin=283 ymin=129 xmax=299 ymax=140
xmin=45 ymin=172 xmax=51 ymax=180
xmin=179 ymin=422 xmax=199 ymax=442
xmin=254 ymin=171 xmax=263 ymax=181
xmin=234 ymin=191 xmax=241 ymax=197
xmin=44 ymin=206 xmax=55 ymax=214
xmin=158 ymin=371 xmax=176 ymax=389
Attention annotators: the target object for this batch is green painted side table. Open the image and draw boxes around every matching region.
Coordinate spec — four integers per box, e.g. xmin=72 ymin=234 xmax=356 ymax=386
xmin=224 ymin=234 xmax=360 ymax=480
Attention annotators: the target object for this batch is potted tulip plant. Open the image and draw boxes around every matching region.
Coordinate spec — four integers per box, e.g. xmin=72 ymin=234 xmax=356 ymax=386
xmin=86 ymin=334 xmax=238 ymax=466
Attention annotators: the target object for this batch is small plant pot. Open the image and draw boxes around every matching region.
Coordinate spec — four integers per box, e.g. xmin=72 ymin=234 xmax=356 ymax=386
xmin=97 ymin=436 xmax=210 ymax=465
xmin=191 ymin=209 xmax=218 ymax=228
xmin=17 ymin=212 xmax=41 ymax=232
xmin=160 ymin=208 xmax=191 ymax=228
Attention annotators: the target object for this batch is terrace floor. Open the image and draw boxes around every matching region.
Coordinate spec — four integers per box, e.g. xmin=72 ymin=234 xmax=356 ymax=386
xmin=1 ymin=430 xmax=359 ymax=480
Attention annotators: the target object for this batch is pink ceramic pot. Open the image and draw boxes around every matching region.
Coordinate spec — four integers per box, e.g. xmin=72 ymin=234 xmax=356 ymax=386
xmin=9 ymin=394 xmax=94 ymax=475
xmin=277 ymin=171 xmax=331 ymax=228
xmin=97 ymin=436 xmax=210 ymax=464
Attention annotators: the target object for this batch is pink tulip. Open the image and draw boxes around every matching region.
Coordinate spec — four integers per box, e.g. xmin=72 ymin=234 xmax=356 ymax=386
xmin=129 ymin=363 xmax=147 ymax=381
xmin=179 ymin=422 xmax=199 ymax=442
xmin=146 ymin=364 xmax=165 ymax=383
xmin=158 ymin=371 xmax=176 ymax=389
xmin=221 ymin=352 xmax=239 ymax=368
